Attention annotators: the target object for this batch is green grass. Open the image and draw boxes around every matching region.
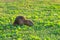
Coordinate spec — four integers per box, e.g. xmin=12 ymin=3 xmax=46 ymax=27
xmin=0 ymin=0 xmax=60 ymax=40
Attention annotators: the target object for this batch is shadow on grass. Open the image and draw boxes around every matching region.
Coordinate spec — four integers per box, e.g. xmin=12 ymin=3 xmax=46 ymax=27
xmin=0 ymin=23 xmax=34 ymax=30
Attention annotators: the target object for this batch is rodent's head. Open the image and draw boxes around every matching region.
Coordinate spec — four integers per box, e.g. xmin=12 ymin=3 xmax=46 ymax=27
xmin=24 ymin=20 xmax=33 ymax=26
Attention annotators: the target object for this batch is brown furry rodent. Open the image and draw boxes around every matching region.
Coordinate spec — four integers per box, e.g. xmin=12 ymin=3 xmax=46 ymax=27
xmin=13 ymin=16 xmax=33 ymax=26
xmin=24 ymin=20 xmax=33 ymax=26
xmin=13 ymin=16 xmax=25 ymax=26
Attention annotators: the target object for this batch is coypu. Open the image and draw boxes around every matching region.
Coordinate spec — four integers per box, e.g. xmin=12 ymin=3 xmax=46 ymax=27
xmin=13 ymin=16 xmax=33 ymax=26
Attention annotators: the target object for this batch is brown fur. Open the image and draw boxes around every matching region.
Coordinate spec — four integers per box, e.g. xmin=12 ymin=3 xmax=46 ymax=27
xmin=13 ymin=16 xmax=25 ymax=26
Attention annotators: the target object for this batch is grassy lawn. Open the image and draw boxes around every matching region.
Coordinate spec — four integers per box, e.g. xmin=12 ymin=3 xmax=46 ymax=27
xmin=0 ymin=0 xmax=60 ymax=40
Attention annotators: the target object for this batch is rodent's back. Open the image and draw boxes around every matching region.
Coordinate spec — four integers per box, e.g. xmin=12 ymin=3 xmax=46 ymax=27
xmin=13 ymin=16 xmax=25 ymax=25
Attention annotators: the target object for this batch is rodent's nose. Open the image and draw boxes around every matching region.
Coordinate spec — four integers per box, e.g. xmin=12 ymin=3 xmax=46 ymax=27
xmin=29 ymin=23 xmax=33 ymax=26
